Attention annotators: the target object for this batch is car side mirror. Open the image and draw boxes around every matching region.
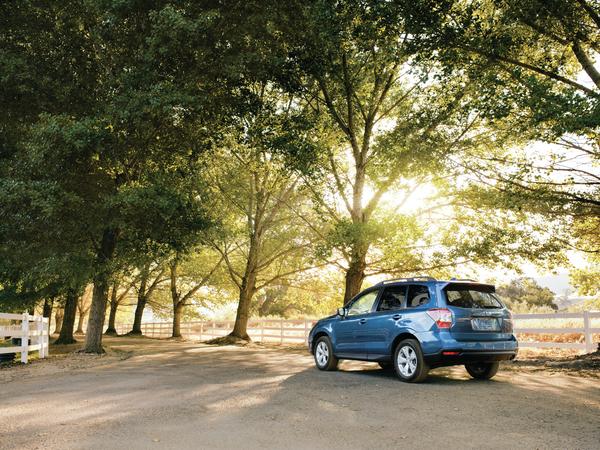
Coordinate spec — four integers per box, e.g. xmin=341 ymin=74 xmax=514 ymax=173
xmin=337 ymin=307 xmax=347 ymax=318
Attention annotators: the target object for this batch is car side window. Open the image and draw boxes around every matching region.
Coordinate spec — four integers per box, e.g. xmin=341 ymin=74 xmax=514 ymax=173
xmin=347 ymin=291 xmax=379 ymax=316
xmin=406 ymin=285 xmax=430 ymax=308
xmin=377 ymin=286 xmax=406 ymax=311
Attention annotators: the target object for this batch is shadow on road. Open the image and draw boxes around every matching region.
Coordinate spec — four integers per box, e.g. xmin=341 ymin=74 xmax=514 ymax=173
xmin=1 ymin=340 xmax=599 ymax=450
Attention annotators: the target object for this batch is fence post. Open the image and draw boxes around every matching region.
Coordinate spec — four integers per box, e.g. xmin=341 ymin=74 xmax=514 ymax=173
xmin=36 ymin=316 xmax=45 ymax=358
xmin=200 ymin=321 xmax=204 ymax=341
xmin=261 ymin=320 xmax=264 ymax=343
xmin=44 ymin=317 xmax=50 ymax=356
xmin=280 ymin=318 xmax=284 ymax=345
xmin=21 ymin=312 xmax=29 ymax=364
xmin=304 ymin=318 xmax=309 ymax=345
xmin=583 ymin=311 xmax=593 ymax=353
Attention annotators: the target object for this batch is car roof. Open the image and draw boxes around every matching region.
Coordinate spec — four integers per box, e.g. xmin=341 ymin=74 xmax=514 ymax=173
xmin=374 ymin=278 xmax=494 ymax=288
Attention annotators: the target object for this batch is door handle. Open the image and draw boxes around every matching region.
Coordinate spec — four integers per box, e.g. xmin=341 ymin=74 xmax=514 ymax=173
xmin=392 ymin=314 xmax=402 ymax=320
xmin=359 ymin=319 xmax=367 ymax=324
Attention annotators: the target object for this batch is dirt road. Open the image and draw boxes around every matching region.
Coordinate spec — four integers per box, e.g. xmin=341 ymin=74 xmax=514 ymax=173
xmin=1 ymin=338 xmax=599 ymax=449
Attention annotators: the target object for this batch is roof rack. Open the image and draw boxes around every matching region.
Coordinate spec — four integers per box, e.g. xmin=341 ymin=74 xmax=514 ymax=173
xmin=377 ymin=276 xmax=437 ymax=285
xmin=449 ymin=278 xmax=477 ymax=282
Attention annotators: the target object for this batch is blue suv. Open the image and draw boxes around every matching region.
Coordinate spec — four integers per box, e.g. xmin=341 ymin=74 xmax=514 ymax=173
xmin=308 ymin=277 xmax=518 ymax=382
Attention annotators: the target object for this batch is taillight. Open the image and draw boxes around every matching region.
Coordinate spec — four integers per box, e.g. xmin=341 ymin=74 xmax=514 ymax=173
xmin=427 ymin=308 xmax=453 ymax=329
xmin=504 ymin=310 xmax=513 ymax=332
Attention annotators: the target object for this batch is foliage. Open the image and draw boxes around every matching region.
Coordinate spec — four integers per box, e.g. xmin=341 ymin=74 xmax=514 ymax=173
xmin=395 ymin=0 xmax=600 ymax=284
xmin=0 ymin=0 xmax=597 ymax=332
xmin=496 ymin=278 xmax=558 ymax=310
xmin=0 ymin=0 xmax=250 ymax=349
xmin=253 ymin=270 xmax=344 ymax=318
xmin=270 ymin=0 xmax=571 ymax=303
xmin=202 ymin=85 xmax=325 ymax=337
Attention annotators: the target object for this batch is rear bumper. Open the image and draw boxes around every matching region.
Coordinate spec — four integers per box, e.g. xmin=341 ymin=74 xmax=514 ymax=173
xmin=424 ymin=349 xmax=518 ymax=367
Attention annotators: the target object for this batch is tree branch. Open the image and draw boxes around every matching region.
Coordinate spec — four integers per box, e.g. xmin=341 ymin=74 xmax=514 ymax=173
xmin=572 ymin=40 xmax=600 ymax=89
xmin=463 ymin=46 xmax=598 ymax=96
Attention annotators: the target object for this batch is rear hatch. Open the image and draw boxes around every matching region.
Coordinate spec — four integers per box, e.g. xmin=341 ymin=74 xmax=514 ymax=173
xmin=442 ymin=283 xmax=513 ymax=342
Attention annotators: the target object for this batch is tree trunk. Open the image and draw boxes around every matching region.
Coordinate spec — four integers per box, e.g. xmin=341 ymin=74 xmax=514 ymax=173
xmin=104 ymin=282 xmax=119 ymax=335
xmin=172 ymin=302 xmax=184 ymax=338
xmin=230 ymin=238 xmax=259 ymax=341
xmin=343 ymin=247 xmax=368 ymax=304
xmin=54 ymin=308 xmax=64 ymax=335
xmin=105 ymin=302 xmax=118 ymax=335
xmin=230 ymin=284 xmax=255 ymax=340
xmin=170 ymin=261 xmax=183 ymax=338
xmin=54 ymin=290 xmax=78 ymax=345
xmin=84 ymin=277 xmax=110 ymax=352
xmin=75 ymin=310 xmax=86 ymax=335
xmin=84 ymin=228 xmax=118 ymax=353
xmin=258 ymin=292 xmax=277 ymax=317
xmin=130 ymin=295 xmax=146 ymax=335
xmin=342 ymin=152 xmax=369 ymax=304
xmin=42 ymin=298 xmax=53 ymax=319
xmin=75 ymin=284 xmax=92 ymax=334
xmin=130 ymin=269 xmax=149 ymax=335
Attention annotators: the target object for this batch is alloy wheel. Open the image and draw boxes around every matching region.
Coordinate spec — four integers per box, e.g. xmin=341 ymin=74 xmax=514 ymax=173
xmin=316 ymin=341 xmax=329 ymax=367
xmin=397 ymin=345 xmax=418 ymax=377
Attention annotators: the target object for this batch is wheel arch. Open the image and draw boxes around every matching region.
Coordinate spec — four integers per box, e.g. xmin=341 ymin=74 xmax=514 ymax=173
xmin=390 ymin=332 xmax=420 ymax=356
xmin=311 ymin=331 xmax=332 ymax=353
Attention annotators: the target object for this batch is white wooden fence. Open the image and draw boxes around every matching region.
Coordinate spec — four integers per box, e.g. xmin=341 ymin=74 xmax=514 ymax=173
xmin=513 ymin=311 xmax=600 ymax=353
xmin=0 ymin=312 xmax=49 ymax=363
xmin=116 ymin=310 xmax=600 ymax=353
xmin=115 ymin=318 xmax=318 ymax=345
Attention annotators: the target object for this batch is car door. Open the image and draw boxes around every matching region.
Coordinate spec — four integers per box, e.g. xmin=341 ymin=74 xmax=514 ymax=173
xmin=332 ymin=289 xmax=379 ymax=359
xmin=400 ymin=283 xmax=434 ymax=335
xmin=363 ymin=285 xmax=407 ymax=360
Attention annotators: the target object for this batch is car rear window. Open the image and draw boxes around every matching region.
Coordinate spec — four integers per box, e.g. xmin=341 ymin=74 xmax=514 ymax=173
xmin=444 ymin=284 xmax=503 ymax=309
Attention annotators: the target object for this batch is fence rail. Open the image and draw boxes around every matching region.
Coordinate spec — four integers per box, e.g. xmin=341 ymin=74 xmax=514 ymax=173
xmin=115 ymin=318 xmax=317 ymax=345
xmin=0 ymin=312 xmax=49 ymax=363
xmin=513 ymin=310 xmax=600 ymax=353
xmin=115 ymin=310 xmax=600 ymax=353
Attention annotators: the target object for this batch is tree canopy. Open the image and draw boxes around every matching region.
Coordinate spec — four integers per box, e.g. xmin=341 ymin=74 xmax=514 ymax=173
xmin=0 ymin=0 xmax=598 ymax=346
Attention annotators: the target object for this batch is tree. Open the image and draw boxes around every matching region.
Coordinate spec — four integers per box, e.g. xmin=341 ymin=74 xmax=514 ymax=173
xmin=401 ymin=0 xmax=600 ymax=245
xmin=105 ymin=279 xmax=135 ymax=336
xmin=42 ymin=298 xmax=54 ymax=320
xmin=206 ymin=87 xmax=322 ymax=341
xmin=168 ymin=249 xmax=224 ymax=338
xmin=570 ymin=216 xmax=600 ymax=299
xmin=75 ymin=285 xmax=92 ymax=335
xmin=54 ymin=289 xmax=80 ymax=345
xmin=253 ymin=271 xmax=343 ymax=318
xmin=129 ymin=263 xmax=167 ymax=336
xmin=54 ymin=308 xmax=64 ymax=336
xmin=0 ymin=2 xmax=231 ymax=353
xmin=496 ymin=278 xmax=558 ymax=310
xmin=418 ymin=1 xmax=600 ymax=289
xmin=284 ymin=1 xmax=436 ymax=301
xmin=278 ymin=0 xmax=559 ymax=303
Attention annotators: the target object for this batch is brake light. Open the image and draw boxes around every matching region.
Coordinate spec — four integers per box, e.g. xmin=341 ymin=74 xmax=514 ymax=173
xmin=427 ymin=308 xmax=453 ymax=329
xmin=504 ymin=310 xmax=514 ymax=332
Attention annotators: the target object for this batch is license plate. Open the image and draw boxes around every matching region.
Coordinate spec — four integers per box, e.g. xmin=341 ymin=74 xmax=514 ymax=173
xmin=471 ymin=318 xmax=500 ymax=331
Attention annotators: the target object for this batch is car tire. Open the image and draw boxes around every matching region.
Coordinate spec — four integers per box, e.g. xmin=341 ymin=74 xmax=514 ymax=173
xmin=394 ymin=339 xmax=429 ymax=383
xmin=465 ymin=362 xmax=500 ymax=380
xmin=378 ymin=362 xmax=393 ymax=370
xmin=314 ymin=336 xmax=338 ymax=371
